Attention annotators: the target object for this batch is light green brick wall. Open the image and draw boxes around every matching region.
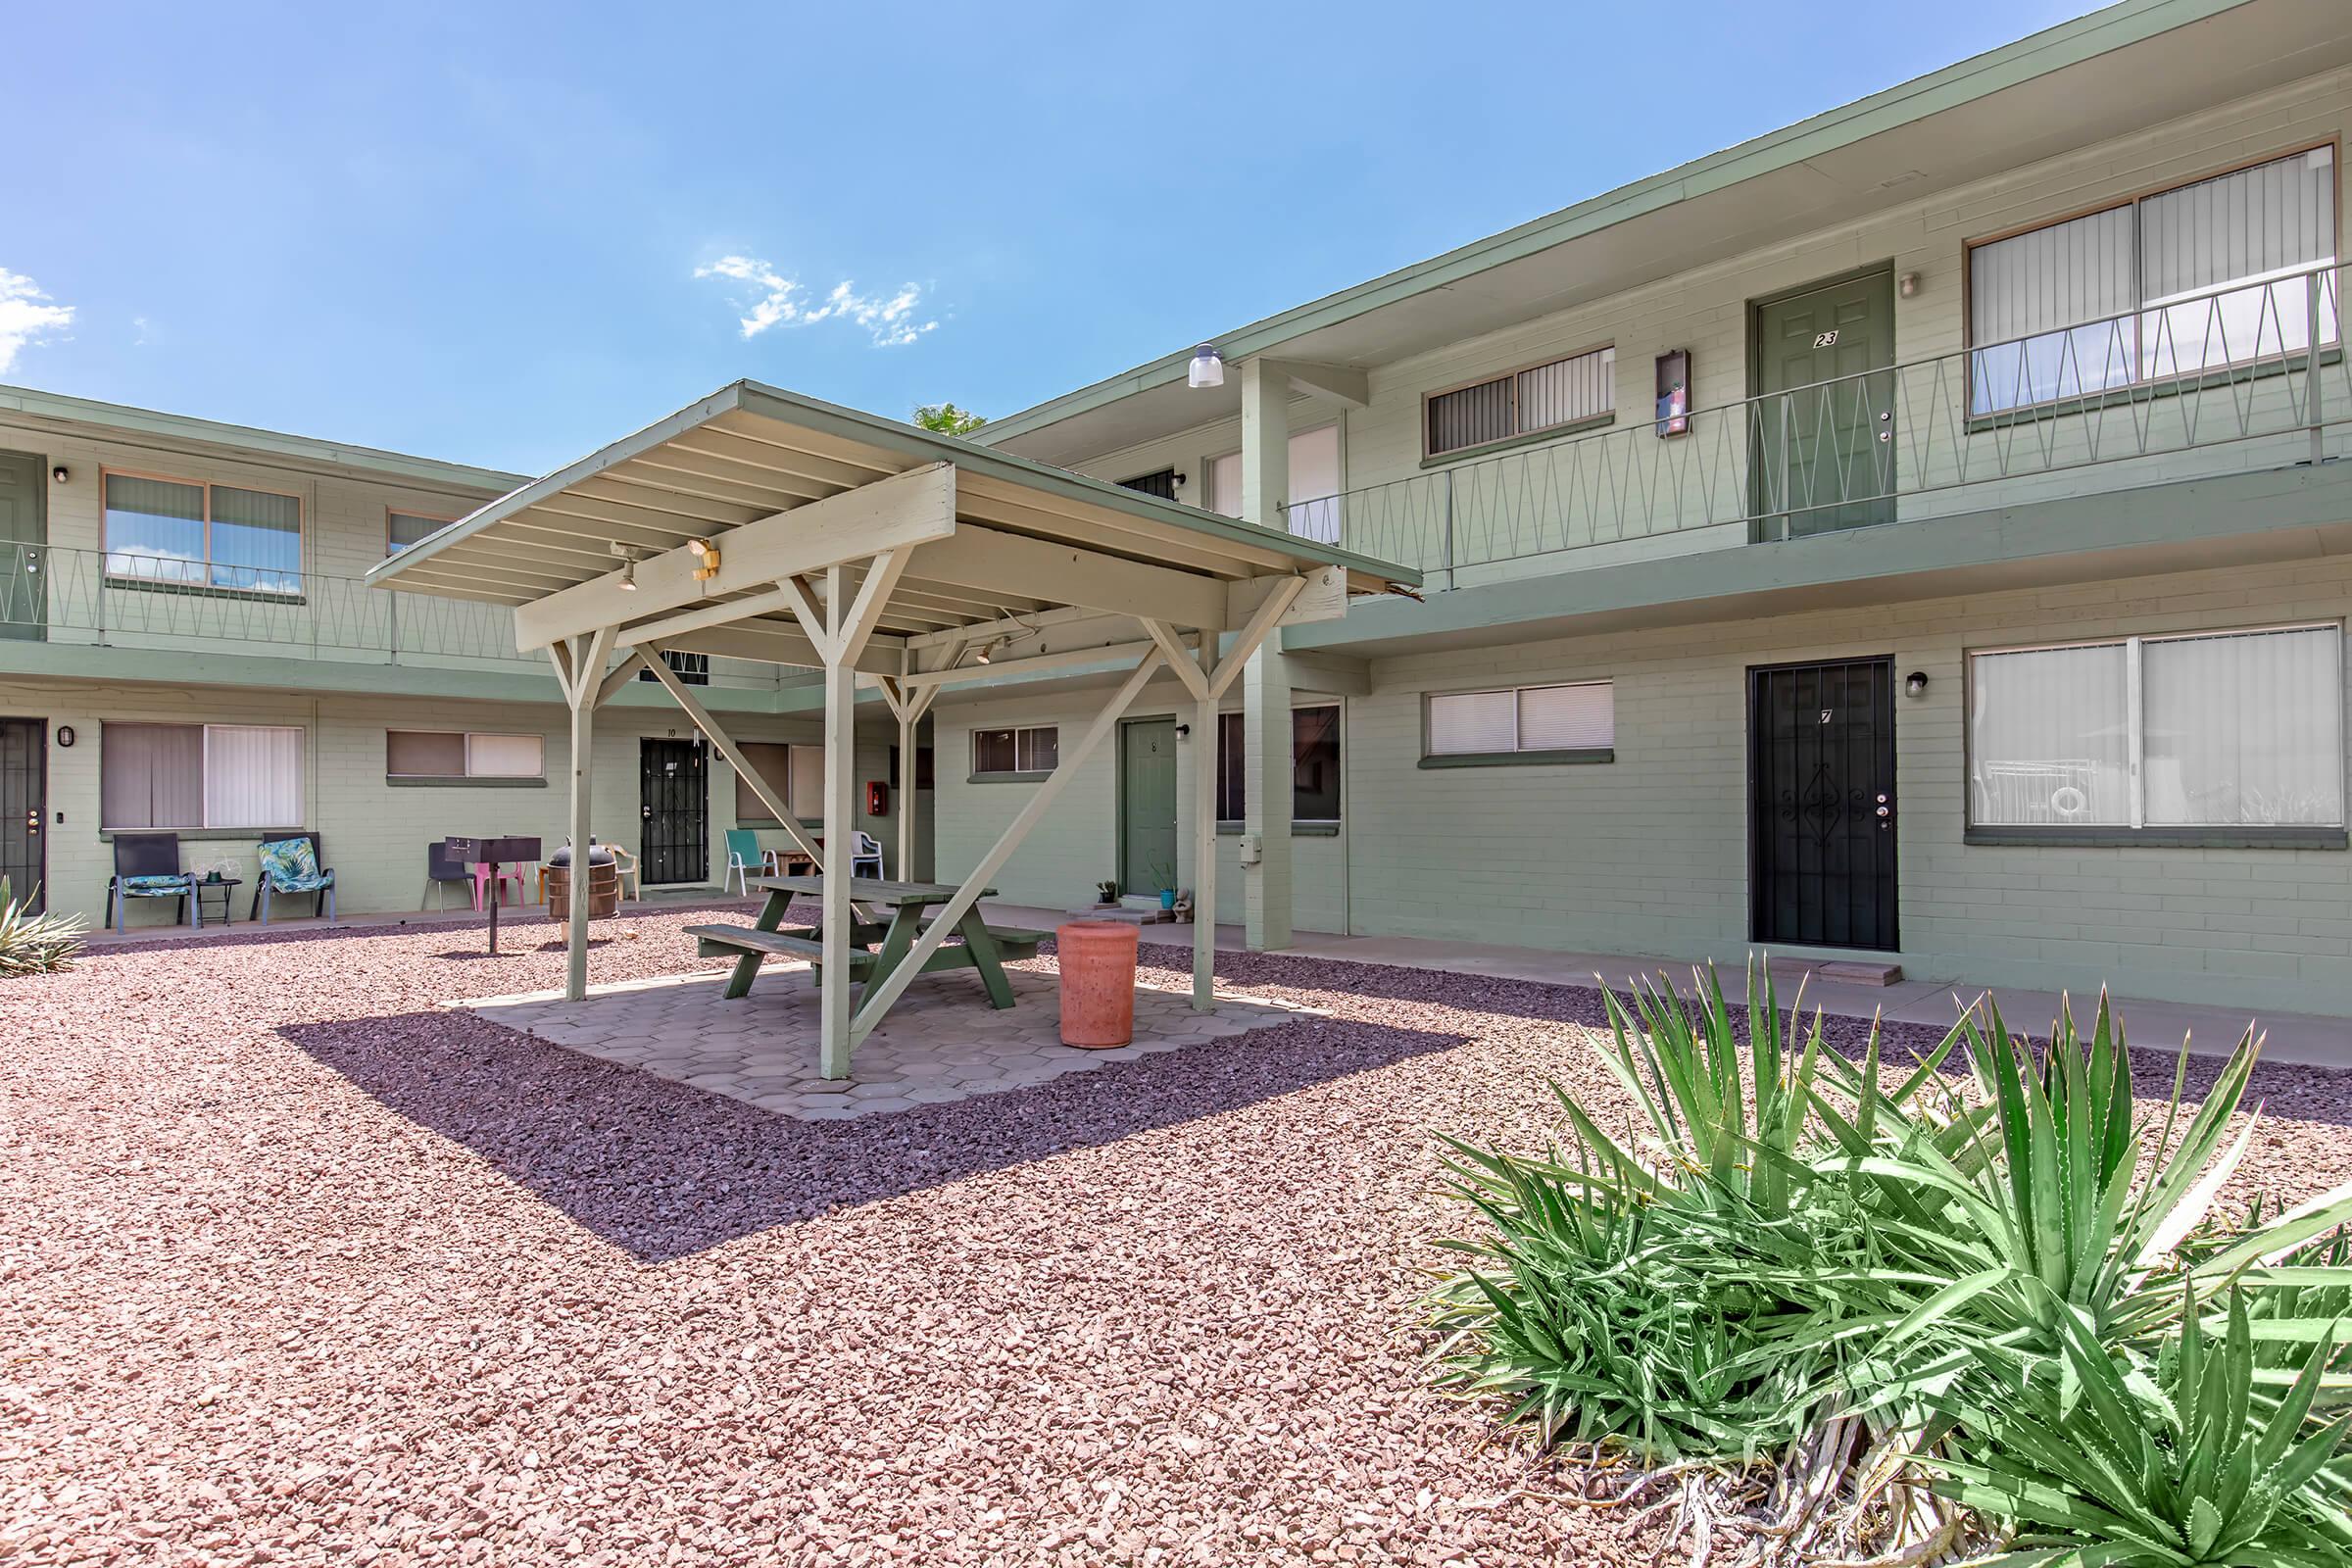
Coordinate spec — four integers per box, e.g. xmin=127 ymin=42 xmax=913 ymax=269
xmin=2 ymin=678 xmax=896 ymax=930
xmin=931 ymin=556 xmax=2352 ymax=1016
xmin=930 ymin=681 xmax=1347 ymax=928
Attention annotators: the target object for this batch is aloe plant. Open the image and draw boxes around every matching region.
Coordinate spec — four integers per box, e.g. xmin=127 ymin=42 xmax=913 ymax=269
xmin=1931 ymin=1287 xmax=2352 ymax=1566
xmin=0 ymin=877 xmax=84 ymax=977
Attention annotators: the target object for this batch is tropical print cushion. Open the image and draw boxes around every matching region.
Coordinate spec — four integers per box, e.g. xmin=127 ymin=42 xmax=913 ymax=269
xmin=258 ymin=838 xmax=331 ymax=891
xmin=120 ymin=873 xmax=190 ymax=894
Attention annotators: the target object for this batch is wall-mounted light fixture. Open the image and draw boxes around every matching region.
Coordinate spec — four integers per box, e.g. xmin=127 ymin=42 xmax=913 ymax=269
xmin=973 ymin=637 xmax=1006 ymax=665
xmin=611 ymin=541 xmax=646 ymax=590
xmin=1905 ymin=670 xmax=1930 ymax=699
xmin=1897 ymin=271 xmax=1922 ymax=300
xmin=1187 ymin=344 xmax=1225 ymax=389
xmin=687 ymin=537 xmax=720 ymax=580
xmin=50 ymin=465 xmax=68 ymax=485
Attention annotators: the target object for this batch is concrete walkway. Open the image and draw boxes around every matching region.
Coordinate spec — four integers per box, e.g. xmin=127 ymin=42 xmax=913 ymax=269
xmin=1004 ymin=906 xmax=2351 ymax=1069
xmin=80 ymin=885 xmax=2346 ymax=1068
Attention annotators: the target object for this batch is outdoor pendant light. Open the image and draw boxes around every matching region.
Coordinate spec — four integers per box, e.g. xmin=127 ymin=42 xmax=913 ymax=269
xmin=611 ymin=540 xmax=641 ymax=588
xmin=1188 ymin=344 xmax=1224 ymax=389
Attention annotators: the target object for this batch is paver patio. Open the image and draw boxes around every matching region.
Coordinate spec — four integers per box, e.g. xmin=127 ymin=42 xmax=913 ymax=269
xmin=459 ymin=962 xmax=1311 ymax=1118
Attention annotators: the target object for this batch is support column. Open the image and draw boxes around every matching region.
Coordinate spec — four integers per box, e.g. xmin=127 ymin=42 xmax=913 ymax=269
xmin=1191 ymin=634 xmax=1218 ymax=1009
xmin=557 ymin=626 xmax=616 ymax=1003
xmin=818 ymin=567 xmax=858 ymax=1080
xmin=1239 ymin=356 xmax=1294 ymax=952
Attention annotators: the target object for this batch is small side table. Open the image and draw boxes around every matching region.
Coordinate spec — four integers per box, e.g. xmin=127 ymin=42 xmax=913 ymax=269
xmin=194 ymin=876 xmax=242 ymax=928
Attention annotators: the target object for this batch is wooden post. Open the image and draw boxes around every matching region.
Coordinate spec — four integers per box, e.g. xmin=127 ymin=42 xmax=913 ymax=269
xmin=557 ymin=624 xmax=615 ymax=1002
xmin=850 ymin=646 xmax=1166 ymax=1047
xmin=818 ymin=564 xmax=858 ymax=1080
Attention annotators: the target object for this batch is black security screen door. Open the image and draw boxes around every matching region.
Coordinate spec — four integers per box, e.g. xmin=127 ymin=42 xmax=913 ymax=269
xmin=639 ymin=737 xmax=709 ymax=885
xmin=1748 ymin=659 xmax=1897 ymax=951
xmin=0 ymin=718 xmax=42 ymax=911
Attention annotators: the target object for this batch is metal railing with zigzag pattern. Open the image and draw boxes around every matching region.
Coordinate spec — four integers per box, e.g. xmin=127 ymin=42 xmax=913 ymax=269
xmin=1283 ymin=263 xmax=2352 ymax=583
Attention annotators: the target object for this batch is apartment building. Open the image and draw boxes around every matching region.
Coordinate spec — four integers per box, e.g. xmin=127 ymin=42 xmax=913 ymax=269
xmin=6 ymin=0 xmax=2347 ymax=1019
xmin=942 ymin=0 xmax=2352 ymax=1015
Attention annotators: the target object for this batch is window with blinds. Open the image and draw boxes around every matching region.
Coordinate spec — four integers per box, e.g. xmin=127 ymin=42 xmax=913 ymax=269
xmin=1969 ymin=147 xmax=2338 ymax=414
xmin=971 ymin=726 xmax=1057 ymax=776
xmin=1424 ymin=682 xmax=1614 ymax=759
xmin=1969 ymin=623 xmax=2344 ymax=831
xmin=102 ymin=722 xmax=305 ymax=829
xmin=386 ymin=730 xmax=544 ymax=780
xmin=386 ymin=512 xmax=452 ymax=556
xmin=1425 ymin=346 xmax=1615 ymax=458
xmin=103 ymin=472 xmax=303 ymax=593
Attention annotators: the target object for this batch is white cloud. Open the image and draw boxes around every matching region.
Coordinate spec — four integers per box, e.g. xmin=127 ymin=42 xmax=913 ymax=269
xmin=694 ymin=255 xmax=936 ymax=348
xmin=0 ymin=269 xmax=74 ymax=374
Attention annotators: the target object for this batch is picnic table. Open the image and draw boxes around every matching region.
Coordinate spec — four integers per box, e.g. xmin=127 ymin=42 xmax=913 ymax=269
xmin=686 ymin=875 xmax=1051 ymax=1004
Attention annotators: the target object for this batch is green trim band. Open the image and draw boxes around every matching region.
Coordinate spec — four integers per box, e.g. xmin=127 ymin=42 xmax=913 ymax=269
xmin=1418 ymin=748 xmax=1614 ymax=769
xmin=1215 ymin=821 xmax=1343 ymax=838
xmin=735 ymin=816 xmax=826 ymax=829
xmin=967 ymin=770 xmax=1053 ymax=784
xmin=1418 ymin=413 xmax=1616 ymax=471
xmin=386 ymin=775 xmax=548 ymax=789
xmin=1965 ymin=826 xmax=2346 ymax=850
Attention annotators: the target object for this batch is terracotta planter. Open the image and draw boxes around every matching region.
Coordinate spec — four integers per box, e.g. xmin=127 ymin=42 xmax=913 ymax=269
xmin=1056 ymin=920 xmax=1140 ymax=1048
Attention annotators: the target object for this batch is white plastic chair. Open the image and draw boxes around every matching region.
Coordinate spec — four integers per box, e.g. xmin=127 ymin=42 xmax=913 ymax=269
xmin=850 ymin=830 xmax=885 ymax=879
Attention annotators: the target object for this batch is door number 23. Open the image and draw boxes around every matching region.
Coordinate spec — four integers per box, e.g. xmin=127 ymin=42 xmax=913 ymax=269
xmin=1813 ymin=330 xmax=1840 ymax=348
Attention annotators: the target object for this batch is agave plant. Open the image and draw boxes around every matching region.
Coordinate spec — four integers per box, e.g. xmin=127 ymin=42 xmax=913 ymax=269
xmin=0 ymin=876 xmax=84 ymax=977
xmin=1427 ymin=964 xmax=1898 ymax=1460
xmin=1832 ymin=996 xmax=2352 ymax=1411
xmin=1931 ymin=1286 xmax=2352 ymax=1566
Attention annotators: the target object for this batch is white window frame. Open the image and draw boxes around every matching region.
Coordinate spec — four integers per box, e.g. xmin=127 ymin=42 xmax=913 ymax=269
xmin=1422 ymin=680 xmax=1615 ymax=760
xmin=1966 ymin=620 xmax=2346 ymax=832
xmin=970 ymin=724 xmax=1058 ymax=778
xmin=385 ymin=729 xmax=545 ymax=781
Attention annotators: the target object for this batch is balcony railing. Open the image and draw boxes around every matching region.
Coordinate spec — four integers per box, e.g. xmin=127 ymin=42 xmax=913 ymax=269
xmin=1286 ymin=262 xmax=2352 ymax=581
xmin=0 ymin=545 xmax=537 ymax=667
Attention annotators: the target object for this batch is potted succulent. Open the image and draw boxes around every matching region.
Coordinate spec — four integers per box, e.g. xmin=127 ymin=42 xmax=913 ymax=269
xmin=1096 ymin=879 xmax=1119 ymax=906
xmin=1149 ymin=859 xmax=1177 ymax=911
xmin=194 ymin=854 xmax=240 ymax=885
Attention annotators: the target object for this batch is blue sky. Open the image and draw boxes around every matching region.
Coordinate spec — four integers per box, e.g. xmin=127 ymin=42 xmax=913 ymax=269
xmin=2 ymin=0 xmax=2089 ymax=475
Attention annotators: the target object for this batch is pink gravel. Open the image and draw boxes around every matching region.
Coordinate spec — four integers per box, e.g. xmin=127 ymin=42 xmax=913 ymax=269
xmin=5 ymin=907 xmax=2350 ymax=1567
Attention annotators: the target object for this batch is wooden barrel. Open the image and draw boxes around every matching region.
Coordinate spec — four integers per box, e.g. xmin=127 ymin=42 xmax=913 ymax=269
xmin=543 ymin=858 xmax=621 ymax=933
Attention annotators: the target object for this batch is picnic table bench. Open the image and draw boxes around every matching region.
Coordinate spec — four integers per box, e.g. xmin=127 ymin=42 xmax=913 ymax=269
xmin=686 ymin=875 xmax=1048 ymax=1004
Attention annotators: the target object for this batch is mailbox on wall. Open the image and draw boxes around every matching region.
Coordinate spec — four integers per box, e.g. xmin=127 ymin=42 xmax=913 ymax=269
xmin=1655 ymin=348 xmax=1692 ymax=437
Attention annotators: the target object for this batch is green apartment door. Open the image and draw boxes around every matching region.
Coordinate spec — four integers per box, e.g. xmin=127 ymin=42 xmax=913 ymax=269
xmin=0 ymin=450 xmax=45 ymax=640
xmin=1119 ymin=717 xmax=1178 ymax=898
xmin=1749 ymin=269 xmax=1896 ymax=539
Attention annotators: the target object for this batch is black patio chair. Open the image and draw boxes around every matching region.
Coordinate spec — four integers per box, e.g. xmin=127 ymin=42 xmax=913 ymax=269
xmin=108 ymin=833 xmax=194 ymax=933
xmin=252 ymin=831 xmax=336 ymax=925
xmin=424 ymin=840 xmax=472 ymax=911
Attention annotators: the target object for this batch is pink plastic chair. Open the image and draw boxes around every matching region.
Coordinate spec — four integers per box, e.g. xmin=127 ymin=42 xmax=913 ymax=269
xmin=471 ymin=861 xmax=528 ymax=910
